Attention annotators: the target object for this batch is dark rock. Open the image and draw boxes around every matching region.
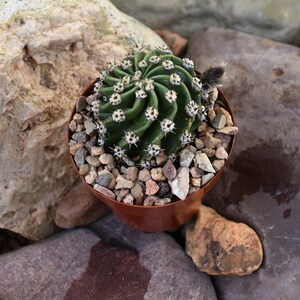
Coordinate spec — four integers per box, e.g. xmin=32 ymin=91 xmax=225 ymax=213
xmin=76 ymin=96 xmax=87 ymax=112
xmin=157 ymin=181 xmax=170 ymax=197
xmin=74 ymin=147 xmax=87 ymax=168
xmin=188 ymin=28 xmax=300 ymax=299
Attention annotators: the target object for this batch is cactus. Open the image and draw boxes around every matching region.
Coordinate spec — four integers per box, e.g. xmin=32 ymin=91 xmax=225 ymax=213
xmin=91 ymin=45 xmax=223 ymax=163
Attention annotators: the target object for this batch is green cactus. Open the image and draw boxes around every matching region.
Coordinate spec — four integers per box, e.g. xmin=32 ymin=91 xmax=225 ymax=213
xmin=91 ymin=45 xmax=214 ymax=163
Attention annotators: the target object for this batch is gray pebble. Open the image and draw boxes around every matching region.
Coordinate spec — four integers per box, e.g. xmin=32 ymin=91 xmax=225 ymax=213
xmin=74 ymin=147 xmax=87 ymax=167
xmin=76 ymin=96 xmax=87 ymax=112
xmin=72 ymin=131 xmax=87 ymax=143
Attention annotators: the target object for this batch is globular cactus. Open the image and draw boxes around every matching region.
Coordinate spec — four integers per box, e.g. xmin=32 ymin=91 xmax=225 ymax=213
xmin=91 ymin=45 xmax=223 ymax=163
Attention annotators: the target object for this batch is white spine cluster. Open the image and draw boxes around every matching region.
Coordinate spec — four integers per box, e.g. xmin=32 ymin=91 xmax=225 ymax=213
xmin=180 ymin=130 xmax=194 ymax=145
xmin=107 ymin=62 xmax=116 ymax=72
xmin=158 ymin=45 xmax=171 ymax=53
xmin=112 ymin=109 xmax=126 ymax=122
xmin=99 ymin=71 xmax=106 ymax=81
xmin=133 ymin=71 xmax=142 ymax=81
xmin=182 ymin=58 xmax=194 ymax=69
xmin=135 ymin=89 xmax=147 ymax=99
xmin=144 ymin=79 xmax=154 ymax=91
xmin=161 ymin=119 xmax=175 ymax=133
xmin=112 ymin=145 xmax=126 ymax=158
xmin=162 ymin=60 xmax=174 ymax=70
xmin=132 ymin=44 xmax=145 ymax=53
xmin=147 ymin=144 xmax=161 ymax=157
xmin=113 ymin=81 xmax=124 ymax=93
xmin=97 ymin=136 xmax=105 ymax=146
xmin=140 ymin=160 xmax=151 ymax=169
xmin=138 ymin=60 xmax=148 ymax=68
xmin=165 ymin=90 xmax=177 ymax=103
xmin=149 ymin=55 xmax=161 ymax=64
xmin=94 ymin=81 xmax=103 ymax=93
xmin=122 ymin=75 xmax=131 ymax=85
xmin=185 ymin=100 xmax=200 ymax=117
xmin=170 ymin=73 xmax=181 ymax=85
xmin=96 ymin=121 xmax=107 ymax=135
xmin=109 ymin=93 xmax=122 ymax=106
xmin=122 ymin=60 xmax=133 ymax=69
xmin=124 ymin=130 xmax=139 ymax=146
xmin=192 ymin=77 xmax=202 ymax=91
xmin=91 ymin=100 xmax=100 ymax=112
xmin=145 ymin=106 xmax=159 ymax=121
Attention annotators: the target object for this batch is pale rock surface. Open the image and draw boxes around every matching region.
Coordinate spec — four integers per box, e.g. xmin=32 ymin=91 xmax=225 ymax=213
xmin=0 ymin=0 xmax=164 ymax=240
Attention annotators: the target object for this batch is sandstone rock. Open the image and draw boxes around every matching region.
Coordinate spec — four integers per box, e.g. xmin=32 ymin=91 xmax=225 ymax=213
xmin=126 ymin=166 xmax=139 ymax=181
xmin=150 ymin=167 xmax=166 ymax=182
xmin=122 ymin=193 xmax=134 ymax=205
xmin=179 ymin=148 xmax=195 ymax=167
xmin=155 ymin=151 xmax=168 ymax=165
xmin=131 ymin=183 xmax=144 ymax=205
xmin=195 ymin=138 xmax=205 ymax=149
xmin=203 ymin=133 xmax=222 ymax=149
xmin=115 ymin=175 xmax=134 ymax=189
xmin=55 ymin=181 xmax=109 ymax=228
xmin=79 ymin=163 xmax=90 ymax=175
xmin=69 ymin=120 xmax=77 ymax=132
xmin=168 ymin=167 xmax=190 ymax=200
xmin=116 ymin=189 xmax=129 ymax=202
xmin=0 ymin=0 xmax=164 ymax=240
xmin=215 ymin=146 xmax=228 ymax=160
xmin=138 ymin=169 xmax=151 ymax=182
xmin=188 ymin=28 xmax=300 ymax=299
xmin=86 ymin=155 xmax=101 ymax=167
xmin=201 ymin=148 xmax=216 ymax=158
xmin=194 ymin=153 xmax=215 ymax=173
xmin=90 ymin=146 xmax=104 ymax=156
xmin=217 ymin=126 xmax=239 ymax=135
xmin=162 ymin=159 xmax=177 ymax=180
xmin=93 ymin=184 xmax=116 ymax=199
xmin=190 ymin=166 xmax=204 ymax=178
xmin=95 ymin=170 xmax=113 ymax=187
xmin=99 ymin=153 xmax=114 ymax=165
xmin=214 ymin=107 xmax=233 ymax=126
xmin=145 ymin=179 xmax=159 ymax=196
xmin=69 ymin=142 xmax=83 ymax=155
xmin=191 ymin=177 xmax=201 ymax=187
xmin=154 ymin=198 xmax=171 ymax=206
xmin=85 ymin=170 xmax=97 ymax=185
xmin=143 ymin=195 xmax=158 ymax=206
xmin=84 ymin=119 xmax=96 ymax=136
xmin=186 ymin=205 xmax=263 ymax=276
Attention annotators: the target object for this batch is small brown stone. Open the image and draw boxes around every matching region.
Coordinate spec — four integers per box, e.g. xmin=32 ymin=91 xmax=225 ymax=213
xmin=143 ymin=195 xmax=158 ymax=206
xmin=191 ymin=177 xmax=201 ymax=187
xmin=212 ymin=159 xmax=225 ymax=171
xmin=150 ymin=168 xmax=166 ymax=182
xmin=154 ymin=198 xmax=171 ymax=206
xmin=79 ymin=164 xmax=90 ymax=175
xmin=203 ymin=133 xmax=221 ymax=149
xmin=145 ymin=179 xmax=160 ymax=195
xmin=162 ymin=159 xmax=177 ymax=180
xmin=126 ymin=166 xmax=139 ymax=181
xmin=190 ymin=167 xmax=204 ymax=178
xmin=217 ymin=126 xmax=238 ymax=135
xmin=70 ymin=143 xmax=84 ymax=155
xmin=156 ymin=151 xmax=168 ymax=165
xmin=85 ymin=170 xmax=97 ymax=185
xmin=201 ymin=148 xmax=216 ymax=158
xmin=116 ymin=189 xmax=130 ymax=201
xmin=93 ymin=184 xmax=116 ymax=199
xmin=214 ymin=107 xmax=234 ymax=126
xmin=131 ymin=183 xmax=144 ymax=205
xmin=91 ymin=146 xmax=104 ymax=156
xmin=138 ymin=169 xmax=151 ymax=182
xmin=115 ymin=175 xmax=134 ymax=189
xmin=99 ymin=153 xmax=114 ymax=165
xmin=197 ymin=122 xmax=208 ymax=133
xmin=195 ymin=138 xmax=205 ymax=149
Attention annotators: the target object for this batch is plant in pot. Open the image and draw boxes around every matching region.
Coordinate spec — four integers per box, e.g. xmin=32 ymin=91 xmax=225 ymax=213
xmin=68 ymin=45 xmax=237 ymax=232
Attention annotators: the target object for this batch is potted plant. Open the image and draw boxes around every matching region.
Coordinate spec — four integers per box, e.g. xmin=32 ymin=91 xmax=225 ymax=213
xmin=68 ymin=45 xmax=237 ymax=232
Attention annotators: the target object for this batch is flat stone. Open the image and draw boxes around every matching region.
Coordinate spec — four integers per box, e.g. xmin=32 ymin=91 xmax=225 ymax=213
xmin=215 ymin=146 xmax=228 ymax=160
xmin=201 ymin=173 xmax=215 ymax=186
xmin=190 ymin=167 xmax=204 ymax=178
xmin=91 ymin=146 xmax=104 ymax=156
xmin=72 ymin=131 xmax=88 ymax=143
xmin=203 ymin=133 xmax=222 ymax=149
xmin=145 ymin=179 xmax=159 ymax=195
xmin=211 ymin=114 xmax=227 ymax=130
xmin=79 ymin=164 xmax=90 ymax=175
xmin=201 ymin=148 xmax=216 ymax=158
xmin=93 ymin=184 xmax=116 ymax=199
xmin=195 ymin=138 xmax=205 ymax=149
xmin=95 ymin=170 xmax=113 ymax=187
xmin=180 ymin=148 xmax=195 ymax=167
xmin=186 ymin=205 xmax=263 ymax=275
xmin=162 ymin=159 xmax=177 ymax=180
xmin=76 ymin=96 xmax=87 ymax=112
xmin=168 ymin=167 xmax=190 ymax=200
xmin=74 ymin=147 xmax=87 ymax=168
xmin=154 ymin=198 xmax=171 ymax=206
xmin=55 ymin=181 xmax=109 ymax=228
xmin=212 ymin=159 xmax=225 ymax=172
xmin=85 ymin=170 xmax=97 ymax=185
xmin=84 ymin=119 xmax=97 ymax=136
xmin=126 ymin=166 xmax=139 ymax=181
xmin=99 ymin=153 xmax=114 ymax=165
xmin=138 ymin=169 xmax=151 ymax=182
xmin=70 ymin=143 xmax=84 ymax=155
xmin=217 ymin=126 xmax=239 ymax=135
xmin=214 ymin=107 xmax=234 ymax=126
xmin=155 ymin=151 xmax=168 ymax=165
xmin=150 ymin=168 xmax=166 ymax=181
xmin=194 ymin=153 xmax=215 ymax=173
xmin=143 ymin=195 xmax=158 ymax=206
xmin=115 ymin=175 xmax=134 ymax=189
xmin=86 ymin=155 xmax=101 ymax=167
xmin=122 ymin=193 xmax=134 ymax=204
xmin=131 ymin=183 xmax=144 ymax=205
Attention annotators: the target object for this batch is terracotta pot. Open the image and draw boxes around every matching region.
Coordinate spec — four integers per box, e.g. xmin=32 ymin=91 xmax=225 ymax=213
xmin=68 ymin=80 xmax=236 ymax=232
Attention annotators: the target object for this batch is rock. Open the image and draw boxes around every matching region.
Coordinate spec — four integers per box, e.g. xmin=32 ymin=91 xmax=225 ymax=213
xmin=91 ymin=146 xmax=104 ymax=156
xmin=55 ymin=181 xmax=109 ymax=228
xmin=86 ymin=155 xmax=101 ymax=167
xmin=131 ymin=183 xmax=144 ymax=205
xmin=76 ymin=96 xmax=87 ymax=112
xmin=150 ymin=167 xmax=166 ymax=182
xmin=154 ymin=29 xmax=187 ymax=56
xmin=122 ymin=156 xmax=135 ymax=167
xmin=126 ymin=166 xmax=139 ymax=181
xmin=76 ymin=124 xmax=85 ymax=132
xmin=93 ymin=184 xmax=116 ymax=199
xmin=138 ymin=169 xmax=151 ymax=182
xmin=186 ymin=205 xmax=263 ymax=275
xmin=168 ymin=167 xmax=190 ymax=200
xmin=215 ymin=146 xmax=228 ymax=160
xmin=190 ymin=167 xmax=204 ymax=178
xmin=203 ymin=133 xmax=222 ymax=149
xmin=143 ymin=195 xmax=158 ymax=206
xmin=85 ymin=170 xmax=97 ymax=185
xmin=217 ymin=126 xmax=239 ymax=135
xmin=214 ymin=133 xmax=232 ymax=152
xmin=84 ymin=119 xmax=96 ymax=136
xmin=88 ymin=214 xmax=217 ymax=299
xmin=207 ymin=108 xmax=216 ymax=121
xmin=154 ymin=198 xmax=171 ymax=206
xmin=212 ymin=159 xmax=225 ymax=172
xmin=95 ymin=170 xmax=113 ymax=187
xmin=0 ymin=0 xmax=164 ymax=239
xmin=214 ymin=107 xmax=234 ymax=126
xmin=145 ymin=179 xmax=160 ymax=195
xmin=72 ymin=131 xmax=88 ymax=143
xmin=69 ymin=120 xmax=77 ymax=132
xmin=201 ymin=148 xmax=216 ymax=158
xmin=162 ymin=159 xmax=177 ymax=180
xmin=191 ymin=178 xmax=201 ymax=187
xmin=99 ymin=153 xmax=114 ymax=165
xmin=112 ymin=0 xmax=300 ymax=46
xmin=195 ymin=138 xmax=205 ymax=149
xmin=79 ymin=164 xmax=90 ymax=175
xmin=155 ymin=151 xmax=168 ymax=165
xmin=188 ymin=186 xmax=200 ymax=196
xmin=115 ymin=175 xmax=134 ymax=189
xmin=194 ymin=153 xmax=215 ymax=173
xmin=122 ymin=193 xmax=134 ymax=204
xmin=73 ymin=113 xmax=83 ymax=124
xmin=74 ymin=147 xmax=87 ymax=168
xmin=116 ymin=189 xmax=129 ymax=202
xmin=69 ymin=142 xmax=84 ymax=155
xmin=201 ymin=173 xmax=215 ymax=186
xmin=188 ymin=28 xmax=300 ymax=299
xmin=156 ymin=181 xmax=170 ymax=197
xmin=198 ymin=122 xmax=208 ymax=133
xmin=180 ymin=148 xmax=195 ymax=167
xmin=211 ymin=114 xmax=227 ymax=130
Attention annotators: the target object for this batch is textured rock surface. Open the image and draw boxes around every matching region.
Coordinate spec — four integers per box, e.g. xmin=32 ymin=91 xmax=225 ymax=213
xmin=112 ymin=0 xmax=300 ymax=46
xmin=88 ymin=214 xmax=217 ymax=300
xmin=186 ymin=205 xmax=263 ymax=275
xmin=54 ymin=181 xmax=110 ymax=229
xmin=188 ymin=28 xmax=300 ymax=298
xmin=0 ymin=0 xmax=164 ymax=240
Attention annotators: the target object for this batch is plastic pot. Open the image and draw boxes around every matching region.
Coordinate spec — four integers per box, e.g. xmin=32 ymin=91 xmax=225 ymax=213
xmin=68 ymin=80 xmax=236 ymax=232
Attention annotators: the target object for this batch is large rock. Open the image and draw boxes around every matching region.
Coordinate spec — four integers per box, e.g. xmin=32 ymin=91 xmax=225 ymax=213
xmin=0 ymin=0 xmax=164 ymax=240
xmin=111 ymin=0 xmax=300 ymax=46
xmin=188 ymin=28 xmax=300 ymax=299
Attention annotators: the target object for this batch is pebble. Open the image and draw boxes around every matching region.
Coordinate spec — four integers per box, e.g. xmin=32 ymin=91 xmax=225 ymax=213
xmin=69 ymin=140 xmax=77 ymax=147
xmin=207 ymin=108 xmax=216 ymax=121
xmin=191 ymin=177 xmax=201 ymax=187
xmin=162 ymin=159 xmax=177 ymax=180
xmin=154 ymin=198 xmax=171 ymax=206
xmin=145 ymin=179 xmax=160 ymax=195
xmin=195 ymin=138 xmax=205 ymax=149
xmin=126 ymin=166 xmax=139 ymax=181
xmin=84 ymin=120 xmax=96 ymax=136
xmin=84 ymin=170 xmax=97 ymax=184
xmin=194 ymin=153 xmax=216 ymax=173
xmin=156 ymin=181 xmax=170 ymax=197
xmin=122 ymin=193 xmax=134 ymax=204
xmin=116 ymin=189 xmax=129 ymax=201
xmin=76 ymin=124 xmax=85 ymax=132
xmin=150 ymin=168 xmax=166 ymax=181
xmin=74 ymin=147 xmax=87 ymax=167
xmin=84 ymin=139 xmax=96 ymax=153
xmin=215 ymin=146 xmax=228 ymax=160
xmin=185 ymin=145 xmax=197 ymax=153
xmin=214 ymin=133 xmax=232 ymax=151
xmin=212 ymin=159 xmax=225 ymax=171
xmin=105 ymin=163 xmax=115 ymax=172
xmin=211 ymin=114 xmax=227 ymax=130
xmin=156 ymin=151 xmax=168 ymax=165
xmin=115 ymin=175 xmax=134 ymax=189
xmin=86 ymin=155 xmax=101 ymax=167
xmin=79 ymin=164 xmax=90 ymax=175
xmin=188 ymin=186 xmax=200 ymax=195
xmin=93 ymin=184 xmax=116 ymax=199
xmin=72 ymin=132 xmax=87 ymax=143
xmin=143 ymin=195 xmax=158 ymax=206
xmin=168 ymin=167 xmax=190 ymax=200
xmin=122 ymin=156 xmax=135 ymax=166
xmin=69 ymin=120 xmax=77 ymax=132
xmin=95 ymin=170 xmax=113 ymax=187
xmin=214 ymin=107 xmax=234 ymax=126
xmin=73 ymin=113 xmax=83 ymax=124
xmin=190 ymin=167 xmax=204 ymax=178
xmin=180 ymin=149 xmax=195 ymax=167
xmin=201 ymin=148 xmax=216 ymax=158
xmin=112 ymin=168 xmax=120 ymax=177
xmin=201 ymin=173 xmax=215 ymax=186
xmin=91 ymin=146 xmax=104 ymax=156
xmin=107 ymin=175 xmax=116 ymax=190
xmin=138 ymin=169 xmax=151 ymax=182
xmin=99 ymin=153 xmax=114 ymax=165
xmin=197 ymin=121 xmax=208 ymax=133
xmin=70 ymin=143 xmax=83 ymax=155
xmin=86 ymin=94 xmax=96 ymax=105
xmin=131 ymin=183 xmax=144 ymax=205
xmin=203 ymin=133 xmax=221 ymax=149
xmin=217 ymin=126 xmax=238 ymax=135
xmin=76 ymin=96 xmax=87 ymax=112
